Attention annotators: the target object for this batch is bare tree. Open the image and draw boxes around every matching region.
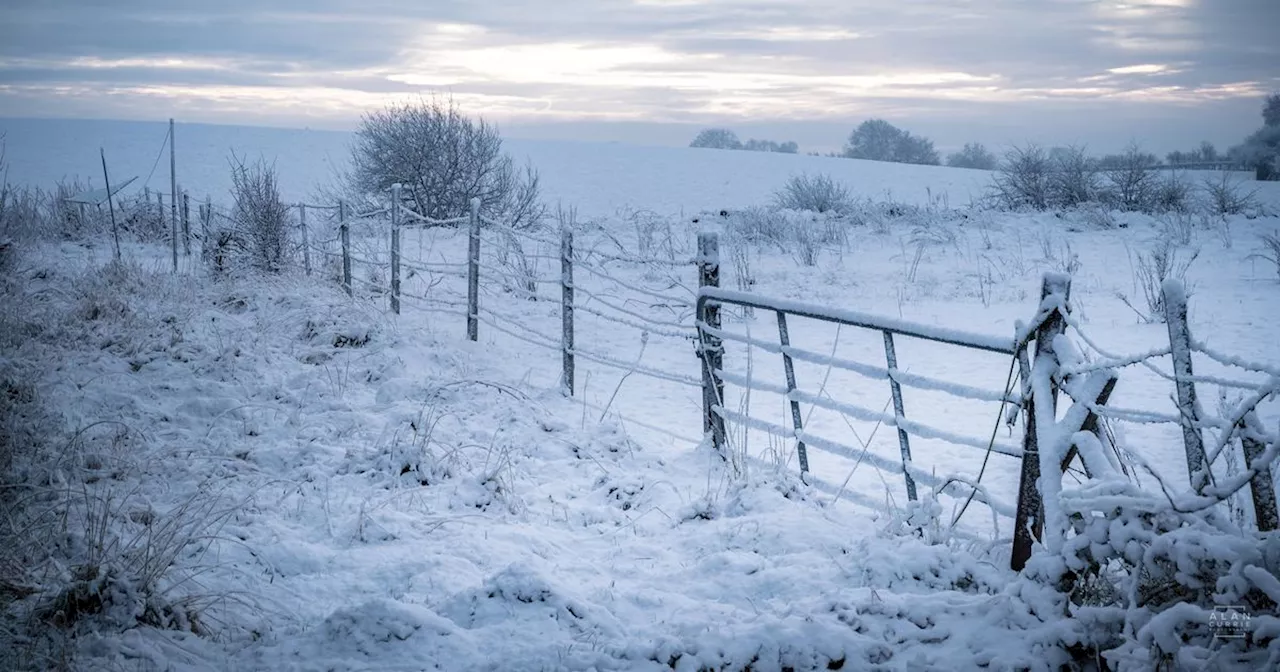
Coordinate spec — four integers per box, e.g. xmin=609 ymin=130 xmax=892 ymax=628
xmin=349 ymin=97 xmax=542 ymax=227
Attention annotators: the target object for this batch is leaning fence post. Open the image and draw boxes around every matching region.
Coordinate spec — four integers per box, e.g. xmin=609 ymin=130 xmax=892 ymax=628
xmin=1163 ymin=279 xmax=1209 ymax=492
xmin=467 ymin=197 xmax=481 ymax=341
xmin=1011 ymin=273 xmax=1070 ymax=572
xmin=390 ymin=184 xmax=401 ymax=315
xmin=561 ymin=226 xmax=574 ymax=396
xmin=883 ymin=331 xmax=917 ymax=502
xmin=339 ymin=200 xmax=352 ymax=297
xmin=697 ymin=232 xmax=726 ymax=456
xmin=1239 ymin=411 xmax=1278 ymax=532
xmin=299 ymin=203 xmax=311 ymax=276
xmin=181 ymin=191 xmax=190 ymax=257
xmin=777 ymin=312 xmax=808 ymax=474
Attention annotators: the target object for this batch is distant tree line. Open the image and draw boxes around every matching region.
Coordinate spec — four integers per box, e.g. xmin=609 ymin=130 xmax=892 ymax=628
xmin=690 ymin=128 xmax=798 ymax=154
xmin=689 ymin=93 xmax=1280 ymax=181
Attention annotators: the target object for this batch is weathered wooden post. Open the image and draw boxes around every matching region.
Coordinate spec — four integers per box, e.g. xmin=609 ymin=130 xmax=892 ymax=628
xmin=1163 ymin=280 xmax=1209 ymax=492
xmin=339 ymin=200 xmax=352 ymax=297
xmin=181 ymin=191 xmax=191 ymax=257
xmin=100 ymin=148 xmax=121 ymax=261
xmin=883 ymin=331 xmax=917 ymax=501
xmin=1011 ymin=272 xmax=1070 ymax=572
xmin=390 ymin=184 xmax=401 ymax=315
xmin=202 ymin=195 xmax=212 ymax=264
xmin=299 ymin=203 xmax=311 ymax=276
xmin=467 ymin=197 xmax=481 ymax=341
xmin=561 ymin=225 xmax=575 ymax=396
xmin=169 ymin=118 xmax=178 ymax=273
xmin=697 ymin=232 xmax=726 ymax=455
xmin=777 ymin=312 xmax=808 ymax=474
xmin=1240 ymin=411 xmax=1278 ymax=532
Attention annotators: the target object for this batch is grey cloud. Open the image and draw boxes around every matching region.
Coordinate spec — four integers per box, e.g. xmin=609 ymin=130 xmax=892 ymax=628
xmin=0 ymin=0 xmax=1272 ymax=152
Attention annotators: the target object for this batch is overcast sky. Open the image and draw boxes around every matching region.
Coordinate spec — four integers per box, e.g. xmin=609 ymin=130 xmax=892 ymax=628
xmin=0 ymin=0 xmax=1276 ymax=154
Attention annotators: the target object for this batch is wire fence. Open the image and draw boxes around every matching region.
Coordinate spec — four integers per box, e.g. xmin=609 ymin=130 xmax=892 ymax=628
xmin=182 ymin=188 xmax=1278 ymax=571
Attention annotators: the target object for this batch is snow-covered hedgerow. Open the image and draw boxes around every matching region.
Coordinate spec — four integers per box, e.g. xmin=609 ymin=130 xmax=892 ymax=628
xmin=1016 ymin=478 xmax=1280 ymax=671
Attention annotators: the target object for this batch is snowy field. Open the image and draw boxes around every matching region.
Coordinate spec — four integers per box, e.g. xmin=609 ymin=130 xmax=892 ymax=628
xmin=2 ymin=118 xmax=1280 ymax=670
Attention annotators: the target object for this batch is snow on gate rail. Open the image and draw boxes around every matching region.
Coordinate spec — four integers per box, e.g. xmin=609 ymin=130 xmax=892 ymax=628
xmin=695 ymin=283 xmax=1027 ymax=527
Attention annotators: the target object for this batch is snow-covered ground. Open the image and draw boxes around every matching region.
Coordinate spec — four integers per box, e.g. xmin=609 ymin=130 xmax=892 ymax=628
xmin=2 ymin=118 xmax=1279 ymax=671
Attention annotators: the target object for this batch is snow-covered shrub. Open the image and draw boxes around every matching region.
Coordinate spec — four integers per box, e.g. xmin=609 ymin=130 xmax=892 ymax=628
xmin=772 ymin=173 xmax=852 ymax=214
xmin=1158 ymin=211 xmax=1194 ymax=247
xmin=1250 ymin=231 xmax=1280 ymax=281
xmin=1151 ymin=171 xmax=1193 ymax=213
xmin=1202 ymin=173 xmax=1260 ymax=216
xmin=229 ymin=155 xmax=291 ymax=273
xmin=1100 ymin=143 xmax=1159 ymax=212
xmin=1119 ymin=241 xmax=1197 ymax=323
xmin=0 ymin=186 xmax=50 ymax=241
xmin=117 ymin=190 xmax=169 ymax=242
xmin=1047 ymin=145 xmax=1101 ymax=209
xmin=992 ymin=144 xmax=1052 ymax=210
xmin=1019 ymin=479 xmax=1280 ymax=670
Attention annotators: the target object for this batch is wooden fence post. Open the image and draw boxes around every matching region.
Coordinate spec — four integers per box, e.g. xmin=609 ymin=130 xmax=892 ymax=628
xmin=467 ymin=197 xmax=481 ymax=341
xmin=1239 ymin=412 xmax=1278 ymax=532
xmin=158 ymin=191 xmax=175 ymax=272
xmin=1011 ymin=273 xmax=1070 ymax=572
xmin=299 ymin=203 xmax=311 ymax=276
xmin=181 ymin=192 xmax=190 ymax=257
xmin=697 ymin=232 xmax=726 ymax=455
xmin=339 ymin=200 xmax=352 ymax=297
xmin=1163 ymin=280 xmax=1209 ymax=492
xmin=561 ymin=226 xmax=574 ymax=396
xmin=883 ymin=331 xmax=917 ymax=501
xmin=202 ymin=195 xmax=212 ymax=264
xmin=776 ymin=312 xmax=808 ymax=474
xmin=390 ymin=184 xmax=401 ymax=315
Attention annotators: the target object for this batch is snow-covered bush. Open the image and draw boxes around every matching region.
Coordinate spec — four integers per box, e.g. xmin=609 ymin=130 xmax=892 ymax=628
xmin=1202 ymin=173 xmax=1260 ymax=216
xmin=1099 ymin=143 xmax=1159 ymax=212
xmin=229 ymin=155 xmax=291 ymax=274
xmin=1250 ymin=231 xmax=1280 ymax=281
xmin=993 ymin=144 xmax=1052 ymax=210
xmin=1047 ymin=145 xmax=1101 ymax=209
xmin=772 ymin=173 xmax=853 ymax=214
xmin=1119 ymin=241 xmax=1197 ymax=323
xmin=1018 ymin=479 xmax=1280 ymax=670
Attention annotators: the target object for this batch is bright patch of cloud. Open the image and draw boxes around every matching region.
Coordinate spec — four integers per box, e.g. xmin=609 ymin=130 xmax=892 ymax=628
xmin=1108 ymin=64 xmax=1169 ymax=75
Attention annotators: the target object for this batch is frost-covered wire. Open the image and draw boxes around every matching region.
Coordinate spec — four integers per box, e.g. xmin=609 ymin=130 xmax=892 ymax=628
xmin=474 ymin=310 xmax=701 ymax=388
xmin=1060 ymin=312 xmax=1260 ymax=390
xmin=573 ymin=285 xmax=695 ymax=330
xmin=399 ymin=258 xmax=468 ymax=278
xmin=572 ymin=260 xmax=693 ymax=305
xmin=572 ymin=302 xmax=695 ymax=340
xmin=579 ymin=245 xmax=694 ymax=267
xmin=398 ymin=205 xmax=468 ymax=227
xmin=474 ymin=260 xmax=561 ymax=285
xmin=1190 ymin=339 xmax=1280 ymax=380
